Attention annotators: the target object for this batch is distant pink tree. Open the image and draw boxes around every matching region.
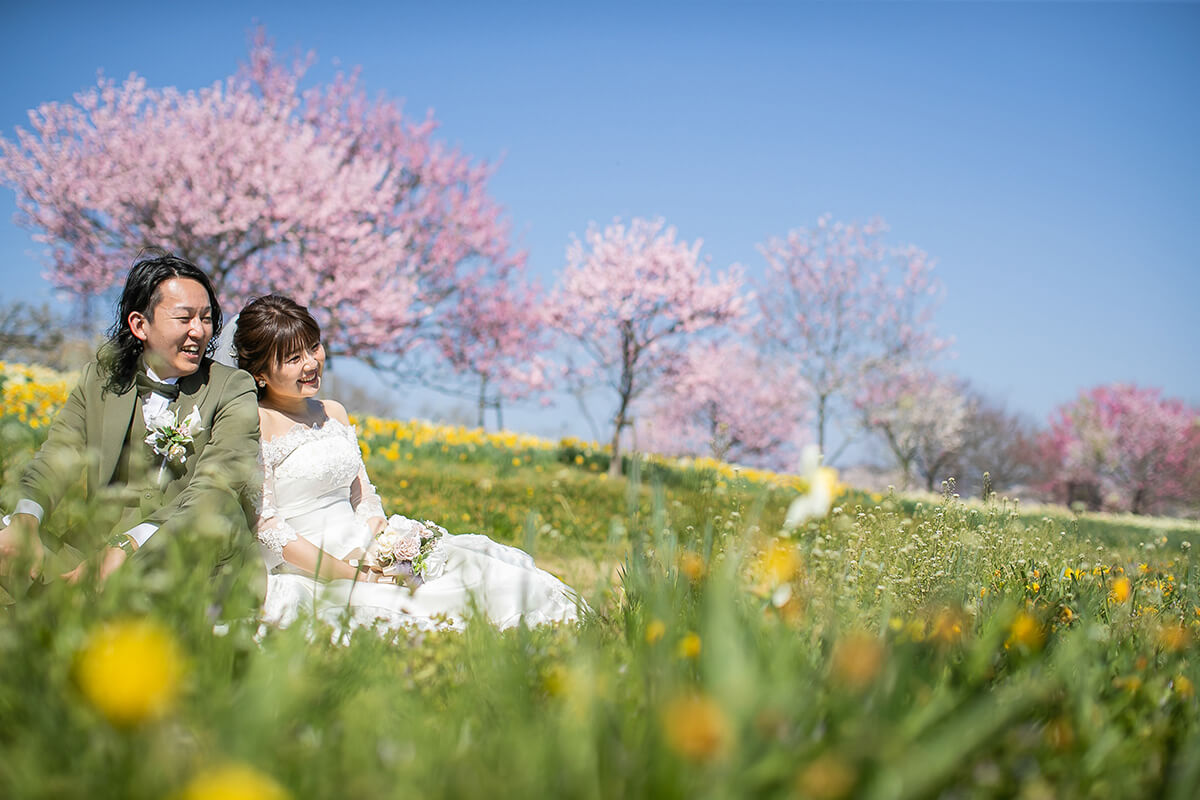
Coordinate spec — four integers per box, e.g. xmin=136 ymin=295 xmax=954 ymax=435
xmin=1040 ymin=384 xmax=1200 ymax=515
xmin=0 ymin=30 xmax=521 ymax=361
xmin=547 ymin=217 xmax=747 ymax=477
xmin=431 ymin=276 xmax=552 ymax=429
xmin=639 ymin=340 xmax=807 ymax=470
xmin=856 ymin=368 xmax=971 ymax=491
xmin=757 ymin=215 xmax=948 ymax=463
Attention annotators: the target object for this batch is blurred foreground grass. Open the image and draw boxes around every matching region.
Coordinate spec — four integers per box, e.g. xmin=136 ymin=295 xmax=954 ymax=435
xmin=2 ymin=364 xmax=1199 ymax=798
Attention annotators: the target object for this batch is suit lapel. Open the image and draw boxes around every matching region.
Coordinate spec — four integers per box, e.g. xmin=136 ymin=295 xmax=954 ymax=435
xmin=99 ymin=385 xmax=137 ymax=487
xmin=173 ymin=360 xmax=211 ymax=418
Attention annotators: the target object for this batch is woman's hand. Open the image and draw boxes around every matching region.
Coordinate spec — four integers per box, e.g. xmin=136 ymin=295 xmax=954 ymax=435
xmin=367 ymin=516 xmax=387 ymax=538
xmin=0 ymin=514 xmax=44 ymax=579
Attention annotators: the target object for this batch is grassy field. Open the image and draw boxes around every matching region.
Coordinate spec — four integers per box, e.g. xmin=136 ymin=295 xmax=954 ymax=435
xmin=2 ymin=365 xmax=1200 ymax=798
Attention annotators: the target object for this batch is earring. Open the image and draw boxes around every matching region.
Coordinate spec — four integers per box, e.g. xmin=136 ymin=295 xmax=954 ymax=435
xmin=256 ymin=380 xmax=266 ymax=388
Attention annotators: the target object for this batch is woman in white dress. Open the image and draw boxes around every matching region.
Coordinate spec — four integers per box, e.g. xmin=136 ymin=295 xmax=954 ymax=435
xmin=233 ymin=295 xmax=583 ymax=631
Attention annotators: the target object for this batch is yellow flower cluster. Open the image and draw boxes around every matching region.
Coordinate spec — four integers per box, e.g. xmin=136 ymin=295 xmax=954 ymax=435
xmin=354 ymin=414 xmax=561 ymax=453
xmin=2 ymin=364 xmax=840 ymax=495
xmin=0 ymin=362 xmax=75 ymax=429
xmin=354 ymin=413 xmax=838 ymax=493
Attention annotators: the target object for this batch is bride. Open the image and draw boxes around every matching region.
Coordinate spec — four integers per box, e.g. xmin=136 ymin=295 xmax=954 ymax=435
xmin=233 ymin=295 xmax=583 ymax=631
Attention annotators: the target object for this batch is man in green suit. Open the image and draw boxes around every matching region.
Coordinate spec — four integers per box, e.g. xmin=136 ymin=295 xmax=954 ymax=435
xmin=0 ymin=252 xmax=264 ymax=612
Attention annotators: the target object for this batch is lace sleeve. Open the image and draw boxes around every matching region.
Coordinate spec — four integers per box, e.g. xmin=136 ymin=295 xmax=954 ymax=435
xmin=256 ymin=452 xmax=300 ymax=571
xmin=348 ymin=426 xmax=386 ymax=526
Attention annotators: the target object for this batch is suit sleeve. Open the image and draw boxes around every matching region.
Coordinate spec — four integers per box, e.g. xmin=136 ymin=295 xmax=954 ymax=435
xmin=18 ymin=364 xmax=92 ymax=522
xmin=142 ymin=369 xmax=261 ymax=532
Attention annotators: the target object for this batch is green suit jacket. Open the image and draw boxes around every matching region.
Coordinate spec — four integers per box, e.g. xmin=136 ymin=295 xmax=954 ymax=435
xmin=19 ymin=357 xmax=265 ymax=608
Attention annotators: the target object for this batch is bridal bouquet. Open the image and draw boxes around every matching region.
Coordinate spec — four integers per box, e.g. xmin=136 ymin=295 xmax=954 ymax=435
xmin=365 ymin=515 xmax=447 ymax=584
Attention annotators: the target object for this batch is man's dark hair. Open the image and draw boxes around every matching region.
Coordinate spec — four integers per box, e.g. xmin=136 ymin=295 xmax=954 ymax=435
xmin=98 ymin=250 xmax=222 ymax=395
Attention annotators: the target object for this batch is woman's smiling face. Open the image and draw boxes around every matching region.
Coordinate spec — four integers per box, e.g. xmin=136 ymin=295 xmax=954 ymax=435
xmin=259 ymin=339 xmax=326 ymax=401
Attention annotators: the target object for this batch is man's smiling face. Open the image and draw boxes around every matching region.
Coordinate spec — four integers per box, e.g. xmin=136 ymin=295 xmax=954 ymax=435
xmin=129 ymin=277 xmax=213 ymax=379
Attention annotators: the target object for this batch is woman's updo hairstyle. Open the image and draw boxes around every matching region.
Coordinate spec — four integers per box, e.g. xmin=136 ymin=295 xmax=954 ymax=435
xmin=234 ymin=295 xmax=322 ymax=398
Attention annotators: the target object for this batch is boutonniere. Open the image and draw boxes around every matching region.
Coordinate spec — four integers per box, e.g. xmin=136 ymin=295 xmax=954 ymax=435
xmin=144 ymin=405 xmax=204 ymax=482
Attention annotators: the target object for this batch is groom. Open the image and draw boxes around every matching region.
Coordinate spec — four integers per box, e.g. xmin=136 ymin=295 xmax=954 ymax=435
xmin=0 ymin=252 xmax=263 ymax=611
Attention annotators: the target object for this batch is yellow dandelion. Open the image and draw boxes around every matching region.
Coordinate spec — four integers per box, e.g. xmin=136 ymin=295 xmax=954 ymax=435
xmin=930 ymin=607 xmax=965 ymax=646
xmin=177 ymin=763 xmax=291 ymax=800
xmin=75 ymin=618 xmax=184 ymax=726
xmin=831 ymin=632 xmax=884 ymax=690
xmin=1158 ymin=623 xmax=1190 ymax=652
xmin=660 ymin=694 xmax=730 ymax=763
xmin=1174 ymin=675 xmax=1194 ymax=699
xmin=796 ymin=754 xmax=857 ymax=800
xmin=1007 ymin=612 xmax=1044 ymax=651
xmin=1109 ymin=576 xmax=1132 ymax=604
xmin=677 ymin=632 xmax=702 ymax=659
xmin=645 ymin=619 xmax=666 ymax=645
xmin=678 ymin=552 xmax=706 ymax=582
xmin=753 ymin=540 xmax=800 ymax=587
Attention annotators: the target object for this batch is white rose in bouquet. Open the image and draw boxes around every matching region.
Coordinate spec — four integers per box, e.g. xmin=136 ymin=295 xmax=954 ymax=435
xmin=394 ymin=533 xmax=421 ymax=561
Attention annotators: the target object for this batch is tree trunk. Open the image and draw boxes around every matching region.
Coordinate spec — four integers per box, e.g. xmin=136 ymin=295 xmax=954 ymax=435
xmin=816 ymin=394 xmax=828 ymax=459
xmin=609 ymin=414 xmax=624 ymax=478
xmin=1131 ymin=487 xmax=1146 ymax=515
xmin=477 ymin=376 xmax=488 ymax=429
xmin=608 ymin=325 xmax=636 ymax=478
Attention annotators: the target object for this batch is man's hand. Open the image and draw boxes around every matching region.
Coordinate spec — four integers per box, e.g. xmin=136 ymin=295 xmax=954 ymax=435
xmin=0 ymin=514 xmax=44 ymax=579
xmin=62 ymin=547 xmax=129 ymax=585
xmin=97 ymin=547 xmax=128 ymax=581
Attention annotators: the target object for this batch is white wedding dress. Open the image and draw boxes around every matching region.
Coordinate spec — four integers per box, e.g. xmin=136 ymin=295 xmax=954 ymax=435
xmin=256 ymin=418 xmax=583 ymax=631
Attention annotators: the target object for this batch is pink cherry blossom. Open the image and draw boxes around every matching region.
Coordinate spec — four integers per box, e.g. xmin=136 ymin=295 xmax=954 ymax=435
xmin=639 ymin=340 xmax=807 ymax=470
xmin=547 ymin=217 xmax=747 ymax=476
xmin=756 ymin=215 xmax=949 ymax=463
xmin=856 ymin=367 xmax=971 ymax=490
xmin=1039 ymin=384 xmax=1200 ymax=515
xmin=0 ymin=29 xmax=522 ymax=365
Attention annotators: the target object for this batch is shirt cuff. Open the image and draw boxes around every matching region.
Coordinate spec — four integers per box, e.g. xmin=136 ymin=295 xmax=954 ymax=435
xmin=125 ymin=522 xmax=159 ymax=548
xmin=14 ymin=499 xmax=45 ymax=523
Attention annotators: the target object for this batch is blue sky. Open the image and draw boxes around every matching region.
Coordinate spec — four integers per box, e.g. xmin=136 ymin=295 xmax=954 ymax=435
xmin=1 ymin=1 xmax=1198 ymax=443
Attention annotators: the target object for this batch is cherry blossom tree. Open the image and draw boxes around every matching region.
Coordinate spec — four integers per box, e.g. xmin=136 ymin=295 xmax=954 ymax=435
xmin=426 ymin=275 xmax=552 ymax=430
xmin=947 ymin=394 xmax=1044 ymax=500
xmin=639 ymin=340 xmax=807 ymax=469
xmin=0 ymin=30 xmax=522 ymax=362
xmin=1040 ymin=384 xmax=1200 ymax=515
xmin=857 ymin=368 xmax=971 ymax=491
xmin=547 ymin=217 xmax=747 ymax=477
xmin=756 ymin=215 xmax=948 ymax=464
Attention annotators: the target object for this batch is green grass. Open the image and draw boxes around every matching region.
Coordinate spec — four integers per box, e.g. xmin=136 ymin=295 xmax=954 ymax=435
xmin=2 ymin=418 xmax=1199 ymax=799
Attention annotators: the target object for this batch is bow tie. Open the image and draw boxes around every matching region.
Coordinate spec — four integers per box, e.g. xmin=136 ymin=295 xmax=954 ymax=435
xmin=135 ymin=372 xmax=181 ymax=400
